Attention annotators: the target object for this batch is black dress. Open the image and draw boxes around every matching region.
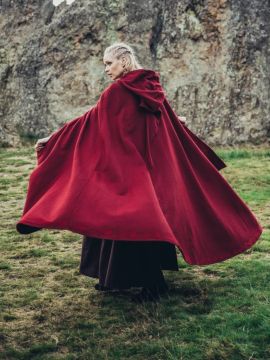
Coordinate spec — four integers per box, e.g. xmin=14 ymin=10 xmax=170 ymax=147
xmin=79 ymin=236 xmax=179 ymax=290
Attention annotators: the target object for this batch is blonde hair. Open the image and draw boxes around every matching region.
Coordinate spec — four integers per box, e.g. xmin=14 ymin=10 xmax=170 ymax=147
xmin=104 ymin=42 xmax=143 ymax=73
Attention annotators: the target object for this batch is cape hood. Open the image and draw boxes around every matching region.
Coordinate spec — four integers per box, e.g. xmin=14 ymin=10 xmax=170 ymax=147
xmin=16 ymin=69 xmax=263 ymax=265
xmin=120 ymin=69 xmax=165 ymax=113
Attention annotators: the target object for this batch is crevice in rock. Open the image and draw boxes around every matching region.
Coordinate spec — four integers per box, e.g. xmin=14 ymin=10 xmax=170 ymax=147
xmin=149 ymin=4 xmax=165 ymax=62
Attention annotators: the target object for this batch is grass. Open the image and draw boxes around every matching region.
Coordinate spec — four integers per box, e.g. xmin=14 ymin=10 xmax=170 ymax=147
xmin=0 ymin=145 xmax=269 ymax=360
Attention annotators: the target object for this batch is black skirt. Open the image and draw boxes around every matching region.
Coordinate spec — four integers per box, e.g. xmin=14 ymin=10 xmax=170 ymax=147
xmin=79 ymin=236 xmax=179 ymax=290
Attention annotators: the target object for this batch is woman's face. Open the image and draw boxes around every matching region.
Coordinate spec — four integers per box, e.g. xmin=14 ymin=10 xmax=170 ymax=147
xmin=103 ymin=53 xmax=126 ymax=81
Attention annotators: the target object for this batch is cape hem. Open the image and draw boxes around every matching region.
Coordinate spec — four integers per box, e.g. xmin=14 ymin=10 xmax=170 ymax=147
xmin=185 ymin=225 xmax=263 ymax=266
xmin=16 ymin=221 xmax=263 ymax=266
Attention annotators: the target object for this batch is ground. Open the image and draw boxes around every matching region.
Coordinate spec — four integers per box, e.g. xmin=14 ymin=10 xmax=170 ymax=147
xmin=0 ymin=145 xmax=269 ymax=360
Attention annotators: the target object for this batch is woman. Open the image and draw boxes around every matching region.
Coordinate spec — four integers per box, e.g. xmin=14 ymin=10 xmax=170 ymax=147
xmin=36 ymin=43 xmax=180 ymax=303
xmin=17 ymin=42 xmax=263 ymax=303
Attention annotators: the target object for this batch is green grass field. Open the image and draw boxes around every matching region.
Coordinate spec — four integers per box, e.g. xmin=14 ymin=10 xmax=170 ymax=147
xmin=0 ymin=145 xmax=269 ymax=360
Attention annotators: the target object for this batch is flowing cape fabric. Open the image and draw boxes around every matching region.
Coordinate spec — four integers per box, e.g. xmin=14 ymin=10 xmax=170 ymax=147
xmin=16 ymin=69 xmax=263 ymax=265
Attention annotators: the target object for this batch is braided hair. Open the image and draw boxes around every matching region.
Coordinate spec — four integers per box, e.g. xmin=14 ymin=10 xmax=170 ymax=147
xmin=104 ymin=42 xmax=143 ymax=73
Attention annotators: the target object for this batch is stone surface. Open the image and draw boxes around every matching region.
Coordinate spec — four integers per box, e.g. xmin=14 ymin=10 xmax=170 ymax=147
xmin=0 ymin=0 xmax=269 ymax=147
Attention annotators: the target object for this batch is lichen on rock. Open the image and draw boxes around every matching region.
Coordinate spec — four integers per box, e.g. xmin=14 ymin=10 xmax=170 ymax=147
xmin=0 ymin=0 xmax=269 ymax=147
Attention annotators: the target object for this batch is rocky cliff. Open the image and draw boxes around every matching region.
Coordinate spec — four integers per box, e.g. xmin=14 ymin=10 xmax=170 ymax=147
xmin=0 ymin=0 xmax=269 ymax=147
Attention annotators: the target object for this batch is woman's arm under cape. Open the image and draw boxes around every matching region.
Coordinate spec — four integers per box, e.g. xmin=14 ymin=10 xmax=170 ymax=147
xmin=163 ymin=98 xmax=226 ymax=171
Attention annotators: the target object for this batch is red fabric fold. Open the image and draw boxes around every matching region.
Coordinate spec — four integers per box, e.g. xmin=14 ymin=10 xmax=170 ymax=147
xmin=16 ymin=69 xmax=263 ymax=265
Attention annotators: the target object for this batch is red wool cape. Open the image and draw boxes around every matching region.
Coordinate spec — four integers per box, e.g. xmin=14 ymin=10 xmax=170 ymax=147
xmin=16 ymin=69 xmax=263 ymax=265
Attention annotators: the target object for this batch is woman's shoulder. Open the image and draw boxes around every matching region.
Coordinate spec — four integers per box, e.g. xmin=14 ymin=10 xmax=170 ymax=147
xmin=99 ymin=80 xmax=134 ymax=107
xmin=102 ymin=79 xmax=131 ymax=98
xmin=103 ymin=80 xmax=121 ymax=93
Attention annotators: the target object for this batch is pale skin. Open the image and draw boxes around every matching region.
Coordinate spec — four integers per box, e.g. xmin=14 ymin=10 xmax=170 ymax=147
xmin=103 ymin=52 xmax=131 ymax=81
xmin=34 ymin=53 xmax=186 ymax=151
